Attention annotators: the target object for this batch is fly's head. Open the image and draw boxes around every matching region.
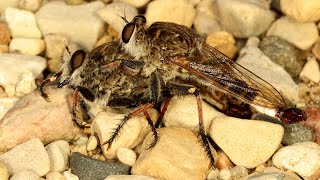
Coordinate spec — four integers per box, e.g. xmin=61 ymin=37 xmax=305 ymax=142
xmin=121 ymin=15 xmax=149 ymax=59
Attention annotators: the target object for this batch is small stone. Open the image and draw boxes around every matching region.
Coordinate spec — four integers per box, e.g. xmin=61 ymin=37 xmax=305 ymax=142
xmin=162 ymin=95 xmax=225 ymax=134
xmin=117 ymin=148 xmax=137 ymax=166
xmin=63 ymin=171 xmax=79 ymax=180
xmin=282 ymin=123 xmax=313 ymax=145
xmin=299 ymin=56 xmax=320 ymax=84
xmin=18 ymin=0 xmax=41 ymax=12
xmin=15 ymin=71 xmax=37 ymax=97
xmin=131 ymin=128 xmax=213 ymax=180
xmin=230 ymin=166 xmax=248 ymax=179
xmin=218 ymin=169 xmax=231 ymax=180
xmin=47 ymin=58 xmax=63 ymax=73
xmin=0 ymin=97 xmax=19 ymax=120
xmin=95 ymin=35 xmax=113 ymax=48
xmin=0 ymin=162 xmax=9 ymax=180
xmin=45 ymin=140 xmax=70 ymax=172
xmin=237 ymin=37 xmax=299 ymax=104
xmin=91 ymin=109 xmax=158 ymax=159
xmin=272 ymin=141 xmax=320 ymax=178
xmin=215 ymin=152 xmax=233 ymax=170
xmin=207 ymin=168 xmax=219 ymax=180
xmin=259 ymin=36 xmax=303 ymax=77
xmin=281 ymin=0 xmax=320 ymax=22
xmin=243 ymin=170 xmax=302 ymax=180
xmin=97 ymin=2 xmax=138 ymax=34
xmin=44 ymin=34 xmax=69 ymax=59
xmin=46 ymin=172 xmax=65 ymax=180
xmin=10 ymin=169 xmax=40 ymax=180
xmin=9 ymin=38 xmax=45 ymax=55
xmin=145 ymin=0 xmax=196 ymax=27
xmin=216 ymin=0 xmax=275 ymax=38
xmin=36 ymin=1 xmax=105 ymax=51
xmin=0 ymin=0 xmax=19 ymax=13
xmin=0 ymin=138 xmax=50 ymax=176
xmin=267 ymin=16 xmax=319 ymax=50
xmin=70 ymin=152 xmax=131 ymax=179
xmin=209 ymin=117 xmax=284 ymax=168
xmin=0 ymin=87 xmax=80 ymax=153
xmin=0 ymin=21 xmax=11 ymax=45
xmin=193 ymin=0 xmax=221 ymax=34
xmin=301 ymin=107 xmax=320 ymax=144
xmin=312 ymin=38 xmax=320 ymax=59
xmin=65 ymin=0 xmax=84 ymax=5
xmin=3 ymin=7 xmax=41 ymax=38
xmin=0 ymin=44 xmax=9 ymax=53
xmin=114 ymin=0 xmax=150 ymax=8
xmin=206 ymin=31 xmax=237 ymax=58
xmin=71 ymin=144 xmax=88 ymax=156
xmin=73 ymin=135 xmax=88 ymax=146
xmin=86 ymin=135 xmax=98 ymax=151
xmin=105 ymin=175 xmax=158 ymax=180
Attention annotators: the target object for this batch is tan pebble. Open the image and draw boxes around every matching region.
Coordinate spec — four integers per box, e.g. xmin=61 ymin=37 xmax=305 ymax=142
xmin=255 ymin=163 xmax=267 ymax=172
xmin=218 ymin=169 xmax=231 ymax=180
xmin=18 ymin=0 xmax=41 ymax=12
xmin=99 ymin=155 xmax=106 ymax=161
xmin=0 ymin=162 xmax=9 ymax=180
xmin=87 ymin=135 xmax=98 ymax=151
xmin=312 ymin=38 xmax=320 ymax=60
xmin=107 ymin=26 xmax=119 ymax=39
xmin=71 ymin=144 xmax=88 ymax=156
xmin=0 ymin=44 xmax=9 ymax=53
xmin=44 ymin=34 xmax=69 ymax=59
xmin=95 ymin=35 xmax=113 ymax=48
xmin=207 ymin=168 xmax=219 ymax=180
xmin=47 ymin=58 xmax=63 ymax=73
xmin=299 ymin=56 xmax=320 ymax=84
xmin=46 ymin=171 xmax=65 ymax=180
xmin=117 ymin=147 xmax=137 ymax=166
xmin=65 ymin=0 xmax=85 ymax=5
xmin=215 ymin=151 xmax=233 ymax=170
xmin=206 ymin=31 xmax=237 ymax=58
xmin=0 ymin=21 xmax=11 ymax=45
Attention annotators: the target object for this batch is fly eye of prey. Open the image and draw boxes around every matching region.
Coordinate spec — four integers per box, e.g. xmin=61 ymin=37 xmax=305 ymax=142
xmin=122 ymin=23 xmax=135 ymax=44
xmin=70 ymin=50 xmax=86 ymax=71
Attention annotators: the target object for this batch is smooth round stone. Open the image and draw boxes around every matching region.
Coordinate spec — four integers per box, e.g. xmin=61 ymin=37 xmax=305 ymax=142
xmin=282 ymin=123 xmax=313 ymax=145
xmin=0 ymin=162 xmax=9 ymax=180
xmin=117 ymin=148 xmax=137 ymax=166
xmin=63 ymin=171 xmax=79 ymax=180
xmin=45 ymin=140 xmax=70 ymax=172
xmin=46 ymin=172 xmax=65 ymax=180
xmin=44 ymin=34 xmax=68 ymax=59
xmin=218 ymin=169 xmax=231 ymax=180
xmin=206 ymin=31 xmax=237 ymax=58
xmin=18 ymin=0 xmax=41 ymax=12
xmin=86 ymin=135 xmax=98 ymax=151
xmin=281 ymin=0 xmax=320 ymax=22
xmin=145 ymin=0 xmax=196 ymax=27
xmin=9 ymin=38 xmax=45 ymax=55
xmin=209 ymin=116 xmax=284 ymax=168
xmin=259 ymin=36 xmax=303 ymax=77
xmin=267 ymin=16 xmax=318 ymax=50
xmin=10 ymin=169 xmax=40 ymax=180
xmin=299 ymin=56 xmax=320 ymax=84
xmin=272 ymin=141 xmax=320 ymax=178
xmin=230 ymin=166 xmax=248 ymax=179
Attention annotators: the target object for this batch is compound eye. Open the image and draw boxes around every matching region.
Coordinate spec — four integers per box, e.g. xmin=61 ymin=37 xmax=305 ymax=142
xmin=70 ymin=50 xmax=86 ymax=71
xmin=122 ymin=23 xmax=135 ymax=44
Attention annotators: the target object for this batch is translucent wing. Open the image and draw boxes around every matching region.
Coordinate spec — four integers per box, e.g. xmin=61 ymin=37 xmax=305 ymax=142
xmin=171 ymin=43 xmax=287 ymax=109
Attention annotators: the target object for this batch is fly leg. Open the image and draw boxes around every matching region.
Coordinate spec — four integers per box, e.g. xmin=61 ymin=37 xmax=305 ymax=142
xmin=39 ymin=71 xmax=63 ymax=101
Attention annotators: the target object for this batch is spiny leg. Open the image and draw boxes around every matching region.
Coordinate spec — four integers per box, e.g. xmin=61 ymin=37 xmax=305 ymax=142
xmin=103 ymin=103 xmax=154 ymax=149
xmin=141 ymin=109 xmax=158 ymax=149
xmin=195 ymin=90 xmax=215 ymax=167
xmin=39 ymin=71 xmax=62 ymax=101
xmin=155 ymin=96 xmax=172 ymax=128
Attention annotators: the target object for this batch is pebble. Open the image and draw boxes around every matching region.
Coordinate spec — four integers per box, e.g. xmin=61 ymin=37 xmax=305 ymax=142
xmin=36 ymin=1 xmax=105 ymax=51
xmin=15 ymin=71 xmax=37 ymax=97
xmin=282 ymin=123 xmax=313 ymax=145
xmin=272 ymin=141 xmax=320 ymax=178
xmin=145 ymin=0 xmax=196 ymax=27
xmin=9 ymin=38 xmax=45 ymax=55
xmin=312 ymin=38 xmax=320 ymax=59
xmin=162 ymin=95 xmax=225 ymax=133
xmin=86 ymin=135 xmax=98 ymax=151
xmin=218 ymin=169 xmax=231 ymax=180
xmin=0 ymin=97 xmax=19 ymax=120
xmin=71 ymin=144 xmax=88 ymax=156
xmin=91 ymin=109 xmax=158 ymax=159
xmin=209 ymin=116 xmax=284 ymax=168
xmin=281 ymin=0 xmax=320 ymax=22
xmin=10 ymin=169 xmax=40 ymax=180
xmin=0 ymin=21 xmax=11 ymax=45
xmin=131 ymin=128 xmax=213 ymax=180
xmin=0 ymin=138 xmax=50 ymax=176
xmin=206 ymin=31 xmax=237 ymax=58
xmin=97 ymin=2 xmax=138 ymax=34
xmin=105 ymin=175 xmax=158 ymax=180
xmin=300 ymin=56 xmax=320 ymax=84
xmin=237 ymin=37 xmax=299 ymax=104
xmin=46 ymin=172 xmax=65 ymax=180
xmin=0 ymin=44 xmax=9 ymax=53
xmin=244 ymin=171 xmax=302 ymax=180
xmin=0 ymin=87 xmax=80 ymax=153
xmin=47 ymin=58 xmax=63 ymax=73
xmin=117 ymin=148 xmax=137 ymax=166
xmin=267 ymin=16 xmax=319 ymax=50
xmin=0 ymin=162 xmax=9 ymax=180
xmin=114 ymin=0 xmax=150 ymax=8
xmin=206 ymin=168 xmax=219 ymax=180
xmin=230 ymin=166 xmax=249 ymax=179
xmin=259 ymin=36 xmax=303 ymax=77
xmin=63 ymin=171 xmax=79 ymax=180
xmin=216 ymin=0 xmax=275 ymax=38
xmin=0 ymin=53 xmax=46 ymax=93
xmin=0 ymin=0 xmax=19 ymax=13
xmin=70 ymin=152 xmax=131 ymax=179
xmin=301 ymin=107 xmax=320 ymax=144
xmin=45 ymin=140 xmax=70 ymax=172
xmin=65 ymin=0 xmax=85 ymax=5
xmin=44 ymin=34 xmax=69 ymax=59
xmin=193 ymin=0 xmax=221 ymax=34
xmin=3 ymin=7 xmax=41 ymax=38
xmin=18 ymin=0 xmax=41 ymax=12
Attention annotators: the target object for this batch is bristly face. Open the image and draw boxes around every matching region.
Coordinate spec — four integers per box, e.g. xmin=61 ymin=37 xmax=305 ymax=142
xmin=121 ymin=15 xmax=150 ymax=59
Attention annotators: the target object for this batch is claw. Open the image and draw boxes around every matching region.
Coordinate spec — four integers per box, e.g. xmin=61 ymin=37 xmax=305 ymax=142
xmin=40 ymin=92 xmax=51 ymax=102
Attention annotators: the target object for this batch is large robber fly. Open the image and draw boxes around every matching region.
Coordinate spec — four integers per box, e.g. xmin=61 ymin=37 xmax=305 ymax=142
xmin=40 ymin=15 xmax=307 ymax=166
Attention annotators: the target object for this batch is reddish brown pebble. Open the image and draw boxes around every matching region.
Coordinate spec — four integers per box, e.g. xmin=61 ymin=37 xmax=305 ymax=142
xmin=300 ymin=107 xmax=320 ymax=145
xmin=0 ymin=21 xmax=11 ymax=45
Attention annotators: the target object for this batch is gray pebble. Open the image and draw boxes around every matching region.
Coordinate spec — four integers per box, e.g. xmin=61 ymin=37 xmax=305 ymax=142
xmin=282 ymin=123 xmax=314 ymax=145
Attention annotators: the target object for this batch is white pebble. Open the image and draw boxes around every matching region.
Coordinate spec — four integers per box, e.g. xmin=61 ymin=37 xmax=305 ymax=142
xmin=18 ymin=0 xmax=41 ymax=12
xmin=46 ymin=171 xmax=65 ymax=180
xmin=9 ymin=38 xmax=45 ymax=55
xmin=97 ymin=2 xmax=138 ymax=34
xmin=63 ymin=171 xmax=79 ymax=180
xmin=145 ymin=0 xmax=196 ymax=27
xmin=272 ymin=141 xmax=320 ymax=179
xmin=45 ymin=140 xmax=70 ymax=172
xmin=281 ymin=0 xmax=320 ymax=22
xmin=86 ymin=135 xmax=98 ymax=151
xmin=44 ymin=34 xmax=69 ymax=59
xmin=10 ymin=169 xmax=40 ymax=180
xmin=299 ymin=56 xmax=320 ymax=84
xmin=218 ymin=169 xmax=231 ymax=180
xmin=3 ymin=7 xmax=41 ymax=38
xmin=15 ymin=71 xmax=37 ymax=97
xmin=207 ymin=168 xmax=219 ymax=180
xmin=117 ymin=147 xmax=137 ymax=166
xmin=194 ymin=0 xmax=221 ymax=34
xmin=267 ymin=16 xmax=318 ymax=50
